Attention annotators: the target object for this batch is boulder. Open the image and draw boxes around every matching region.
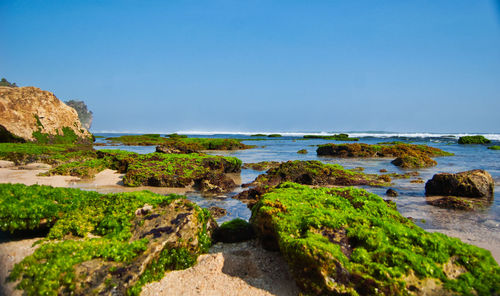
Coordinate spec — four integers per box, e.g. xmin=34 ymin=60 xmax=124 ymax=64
xmin=0 ymin=87 xmax=92 ymax=143
xmin=72 ymin=198 xmax=216 ymax=295
xmin=386 ymin=188 xmax=398 ymax=197
xmin=208 ymin=206 xmax=227 ymax=219
xmin=425 ymin=170 xmax=494 ymax=200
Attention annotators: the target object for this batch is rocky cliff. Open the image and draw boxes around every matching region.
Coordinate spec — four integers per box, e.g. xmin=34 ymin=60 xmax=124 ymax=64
xmin=64 ymin=100 xmax=93 ymax=130
xmin=0 ymin=86 xmax=92 ymax=143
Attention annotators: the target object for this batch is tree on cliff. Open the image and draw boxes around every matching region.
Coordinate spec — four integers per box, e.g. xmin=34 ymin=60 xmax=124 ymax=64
xmin=0 ymin=78 xmax=18 ymax=87
xmin=64 ymin=100 xmax=93 ymax=130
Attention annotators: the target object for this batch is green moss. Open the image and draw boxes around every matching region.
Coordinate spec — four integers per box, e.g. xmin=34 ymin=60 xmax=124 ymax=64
xmin=458 ymin=136 xmax=491 ymax=144
xmin=487 ymin=146 xmax=500 ymax=150
xmin=34 ymin=114 xmax=44 ymax=129
xmin=32 ymin=126 xmax=82 ymax=144
xmin=212 ymin=218 xmax=255 ymax=243
xmin=41 ymin=158 xmax=110 ymax=178
xmin=3 ymin=183 xmax=211 ymax=295
xmin=166 ymin=133 xmax=187 ymax=139
xmin=251 ymin=160 xmax=390 ymax=188
xmin=122 ymin=152 xmax=242 ymax=187
xmin=317 ymin=143 xmax=452 ymax=169
xmin=251 ymin=183 xmax=500 ymax=295
xmin=105 ymin=134 xmax=253 ymax=150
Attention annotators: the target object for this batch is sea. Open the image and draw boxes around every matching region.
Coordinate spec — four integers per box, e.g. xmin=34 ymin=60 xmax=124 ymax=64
xmin=93 ymin=131 xmax=500 ymax=259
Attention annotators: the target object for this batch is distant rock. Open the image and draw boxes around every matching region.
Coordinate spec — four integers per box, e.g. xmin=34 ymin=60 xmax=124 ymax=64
xmin=0 ymin=87 xmax=92 ymax=143
xmin=386 ymin=188 xmax=398 ymax=197
xmin=458 ymin=135 xmax=491 ymax=144
xmin=64 ymin=100 xmax=93 ymax=130
xmin=317 ymin=143 xmax=452 ymax=169
xmin=425 ymin=169 xmax=494 ymax=199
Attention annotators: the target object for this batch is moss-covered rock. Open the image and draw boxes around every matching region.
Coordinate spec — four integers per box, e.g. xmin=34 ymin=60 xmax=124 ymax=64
xmin=0 ymin=144 xmax=244 ymax=193
xmin=106 ymin=134 xmax=254 ymax=150
xmin=236 ymin=161 xmax=390 ymax=206
xmin=3 ymin=184 xmax=215 ymax=295
xmin=122 ymin=152 xmax=242 ymax=194
xmin=297 ymin=149 xmax=308 ymax=154
xmin=488 ymin=146 xmax=500 ymax=150
xmin=212 ymin=218 xmax=255 ymax=243
xmin=458 ymin=136 xmax=491 ymax=144
xmin=250 ymin=182 xmax=500 ymax=295
xmin=317 ymin=143 xmax=452 ymax=169
xmin=248 ymin=160 xmax=390 ymax=188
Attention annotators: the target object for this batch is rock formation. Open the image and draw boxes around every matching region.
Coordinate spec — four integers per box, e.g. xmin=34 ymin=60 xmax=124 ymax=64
xmin=0 ymin=87 xmax=92 ymax=143
xmin=64 ymin=100 xmax=93 ymax=130
xmin=425 ymin=170 xmax=494 ymax=199
xmin=425 ymin=170 xmax=494 ymax=210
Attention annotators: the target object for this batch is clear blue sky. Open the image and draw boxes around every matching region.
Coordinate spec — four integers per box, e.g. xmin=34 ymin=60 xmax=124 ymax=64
xmin=1 ymin=0 xmax=500 ymax=133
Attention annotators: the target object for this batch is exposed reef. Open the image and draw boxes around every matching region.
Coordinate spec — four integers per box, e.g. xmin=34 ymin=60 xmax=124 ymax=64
xmin=317 ymin=143 xmax=453 ymax=168
xmin=458 ymin=136 xmax=491 ymax=144
xmin=236 ymin=160 xmax=390 ymax=206
xmin=1 ymin=183 xmax=214 ymax=295
xmin=0 ymin=143 xmax=243 ymax=194
xmin=105 ymin=134 xmax=254 ymax=150
xmin=250 ymin=182 xmax=500 ymax=295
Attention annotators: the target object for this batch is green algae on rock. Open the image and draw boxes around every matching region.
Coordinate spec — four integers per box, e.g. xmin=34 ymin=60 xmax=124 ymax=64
xmin=458 ymin=135 xmax=491 ymax=144
xmin=0 ymin=143 xmax=244 ymax=193
xmin=317 ymin=143 xmax=453 ymax=169
xmin=488 ymin=146 xmax=500 ymax=150
xmin=212 ymin=218 xmax=255 ymax=243
xmin=104 ymin=134 xmax=254 ymax=150
xmin=4 ymin=184 xmax=214 ymax=296
xmin=122 ymin=152 xmax=242 ymax=193
xmin=297 ymin=149 xmax=308 ymax=154
xmin=250 ymin=182 xmax=500 ymax=295
xmin=236 ymin=160 xmax=390 ymax=207
xmin=249 ymin=160 xmax=390 ymax=188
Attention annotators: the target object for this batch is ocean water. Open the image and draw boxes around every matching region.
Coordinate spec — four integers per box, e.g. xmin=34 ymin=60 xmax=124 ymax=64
xmin=94 ymin=132 xmax=500 ymax=256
